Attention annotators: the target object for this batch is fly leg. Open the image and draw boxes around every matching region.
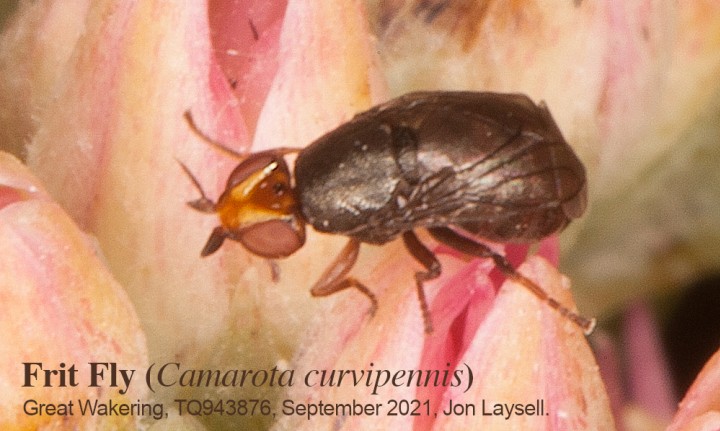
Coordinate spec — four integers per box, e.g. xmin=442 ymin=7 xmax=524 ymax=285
xmin=428 ymin=227 xmax=596 ymax=335
xmin=402 ymin=231 xmax=442 ymax=334
xmin=310 ymin=238 xmax=378 ymax=316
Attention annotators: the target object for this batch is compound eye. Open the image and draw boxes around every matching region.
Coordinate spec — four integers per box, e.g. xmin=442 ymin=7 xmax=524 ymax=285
xmin=238 ymin=219 xmax=306 ymax=258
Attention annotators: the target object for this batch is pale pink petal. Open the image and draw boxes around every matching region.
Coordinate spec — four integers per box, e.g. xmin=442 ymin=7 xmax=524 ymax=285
xmin=253 ymin=0 xmax=387 ymax=152
xmin=0 ymin=0 xmax=386 ymax=392
xmin=668 ymin=348 xmax=720 ymax=431
xmin=278 ymin=240 xmax=609 ymax=431
xmin=4 ymin=2 xmax=390 ymax=429
xmin=431 ymin=257 xmax=614 ymax=431
xmin=208 ymin=0 xmax=288 ymax=135
xmin=673 ymin=412 xmax=720 ymax=431
xmin=414 ymin=257 xmax=496 ymax=431
xmin=0 ymin=1 xmax=92 ymax=158
xmin=271 ymin=251 xmax=432 ymax=430
xmin=0 ymin=153 xmax=147 ymax=429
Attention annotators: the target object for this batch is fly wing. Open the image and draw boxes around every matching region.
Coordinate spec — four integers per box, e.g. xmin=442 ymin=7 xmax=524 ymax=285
xmin=383 ymin=92 xmax=586 ymax=242
xmin=454 ymin=133 xmax=586 ymax=242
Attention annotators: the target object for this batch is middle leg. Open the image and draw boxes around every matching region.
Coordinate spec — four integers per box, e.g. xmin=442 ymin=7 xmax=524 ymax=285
xmin=402 ymin=231 xmax=442 ymax=334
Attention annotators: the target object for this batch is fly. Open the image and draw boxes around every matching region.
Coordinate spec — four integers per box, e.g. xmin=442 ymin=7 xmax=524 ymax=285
xmin=180 ymin=91 xmax=595 ymax=335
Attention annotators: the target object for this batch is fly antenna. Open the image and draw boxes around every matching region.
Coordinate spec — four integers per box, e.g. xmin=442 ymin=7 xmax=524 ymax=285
xmin=184 ymin=110 xmax=247 ymax=160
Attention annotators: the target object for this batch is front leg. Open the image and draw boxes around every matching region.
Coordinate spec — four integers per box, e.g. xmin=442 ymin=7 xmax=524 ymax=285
xmin=402 ymin=231 xmax=442 ymax=334
xmin=310 ymin=238 xmax=378 ymax=316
